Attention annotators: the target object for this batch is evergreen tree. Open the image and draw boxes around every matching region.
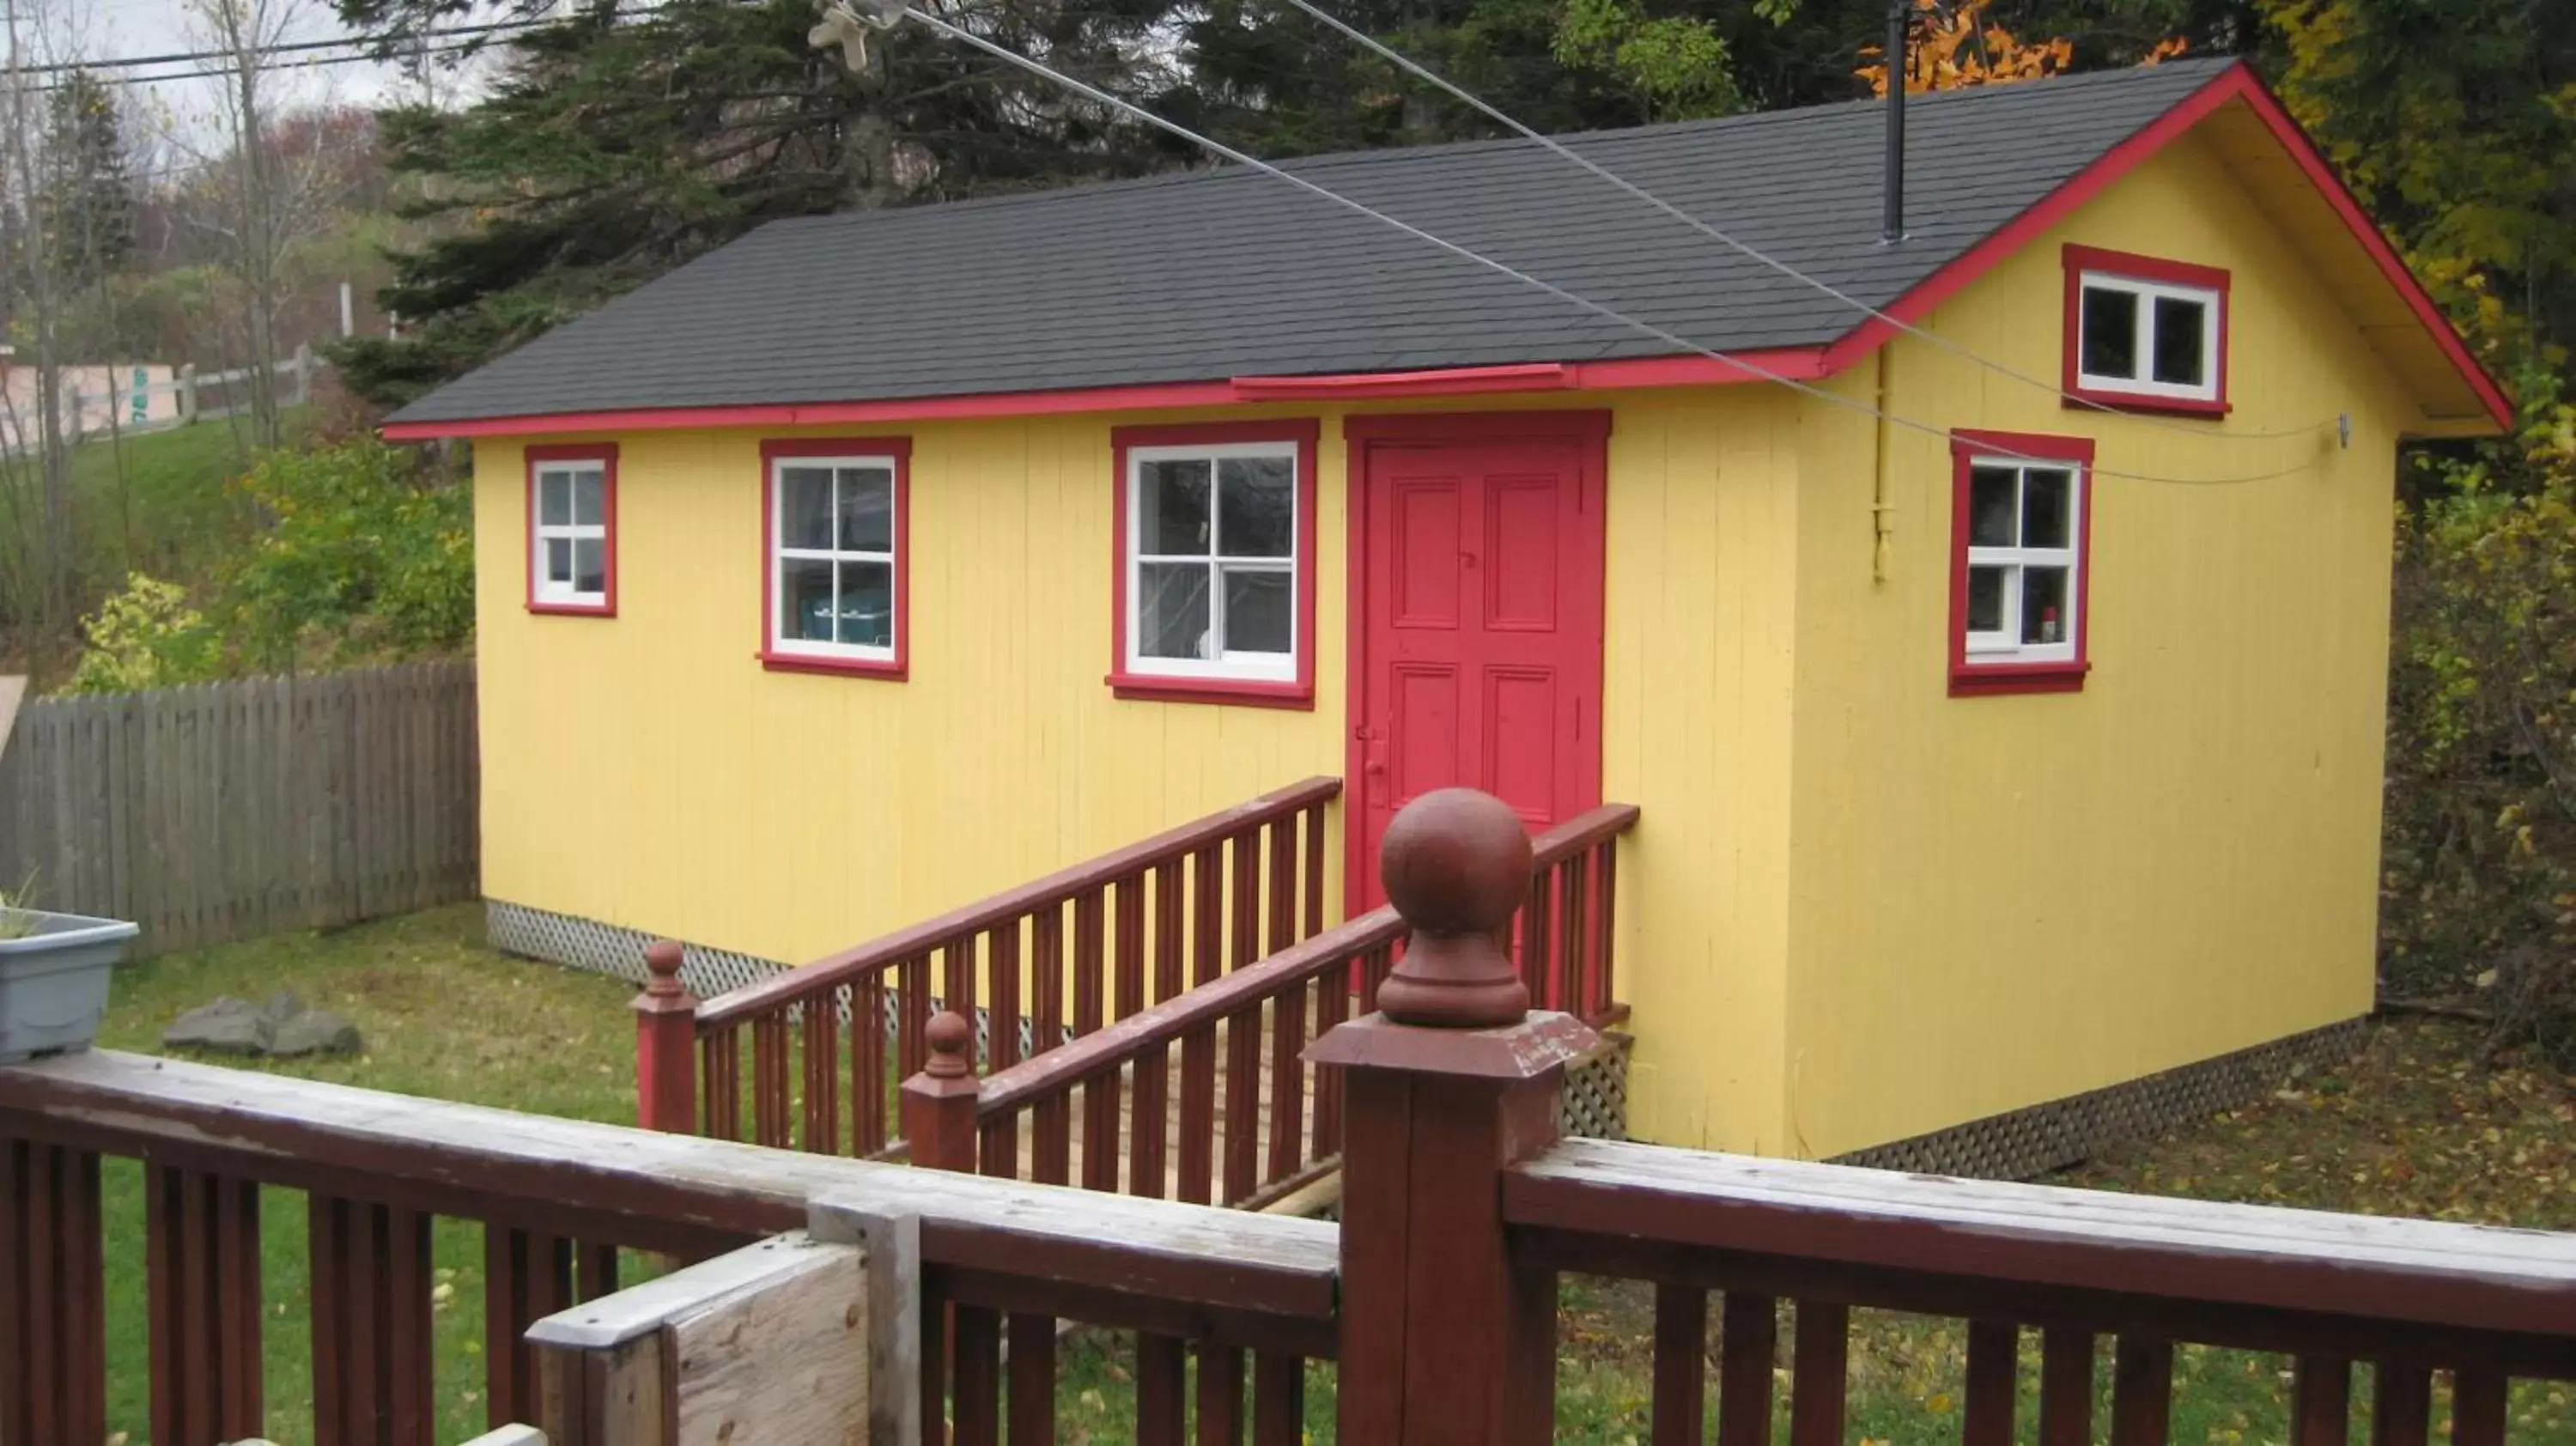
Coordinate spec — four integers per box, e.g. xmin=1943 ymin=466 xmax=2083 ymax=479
xmin=39 ymin=70 xmax=137 ymax=294
xmin=337 ymin=0 xmax=1188 ymax=405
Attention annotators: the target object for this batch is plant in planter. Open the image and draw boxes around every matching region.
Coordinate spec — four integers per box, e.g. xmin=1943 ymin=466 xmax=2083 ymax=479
xmin=0 ymin=886 xmax=139 ymax=1063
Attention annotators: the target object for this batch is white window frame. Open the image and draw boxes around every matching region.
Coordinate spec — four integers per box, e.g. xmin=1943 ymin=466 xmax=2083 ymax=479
xmin=1962 ymin=453 xmax=2084 ymax=669
xmin=768 ymin=453 xmax=901 ymax=664
xmin=2075 ymin=270 xmax=2222 ymax=404
xmin=1123 ymin=440 xmax=1299 ymax=684
xmin=531 ymin=459 xmax=608 ymax=608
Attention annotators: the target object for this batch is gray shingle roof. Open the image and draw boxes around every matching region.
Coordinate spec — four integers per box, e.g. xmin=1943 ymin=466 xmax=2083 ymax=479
xmin=389 ymin=57 xmax=2236 ymax=426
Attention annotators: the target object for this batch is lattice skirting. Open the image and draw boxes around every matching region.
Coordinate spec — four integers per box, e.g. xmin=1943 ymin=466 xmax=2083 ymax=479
xmin=1831 ymin=1016 xmax=2370 ymax=1182
xmin=1561 ymin=1030 xmax=1632 ymax=1142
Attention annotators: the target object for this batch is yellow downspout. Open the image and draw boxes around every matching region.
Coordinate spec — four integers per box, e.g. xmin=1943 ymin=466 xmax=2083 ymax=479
xmin=1872 ymin=345 xmax=1895 ymax=583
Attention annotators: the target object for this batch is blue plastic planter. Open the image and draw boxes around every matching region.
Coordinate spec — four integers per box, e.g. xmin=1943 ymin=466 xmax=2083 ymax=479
xmin=0 ymin=909 xmax=138 ymax=1063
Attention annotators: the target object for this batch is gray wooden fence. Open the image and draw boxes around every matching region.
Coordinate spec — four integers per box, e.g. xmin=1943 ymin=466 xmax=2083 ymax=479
xmin=0 ymin=660 xmax=478 ymax=956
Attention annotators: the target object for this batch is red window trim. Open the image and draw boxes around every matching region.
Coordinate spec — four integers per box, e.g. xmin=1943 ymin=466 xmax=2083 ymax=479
xmin=1109 ymin=419 xmax=1321 ymax=709
xmin=524 ymin=443 xmax=618 ymax=617
xmin=2061 ymin=244 xmax=2232 ymax=418
xmin=757 ymin=436 xmax=913 ymax=681
xmin=1949 ymin=428 xmax=2095 ymax=698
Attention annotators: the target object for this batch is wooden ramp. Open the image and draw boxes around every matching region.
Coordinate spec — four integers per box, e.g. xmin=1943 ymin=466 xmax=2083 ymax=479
xmin=995 ymin=1006 xmax=1334 ymax=1213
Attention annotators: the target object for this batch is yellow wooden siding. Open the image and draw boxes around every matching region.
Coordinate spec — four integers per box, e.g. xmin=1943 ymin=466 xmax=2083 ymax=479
xmin=474 ymin=396 xmax=1801 ymax=1109
xmin=1770 ymin=131 xmax=2416 ymax=1159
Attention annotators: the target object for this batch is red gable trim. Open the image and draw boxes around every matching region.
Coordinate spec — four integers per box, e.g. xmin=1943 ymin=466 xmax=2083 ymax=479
xmin=1820 ymin=61 xmax=2512 ymax=430
xmin=380 ymin=351 xmax=1829 ymax=440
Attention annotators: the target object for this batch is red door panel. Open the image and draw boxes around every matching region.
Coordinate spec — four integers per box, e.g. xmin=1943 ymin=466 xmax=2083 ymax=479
xmin=1350 ymin=417 xmax=1607 ymax=915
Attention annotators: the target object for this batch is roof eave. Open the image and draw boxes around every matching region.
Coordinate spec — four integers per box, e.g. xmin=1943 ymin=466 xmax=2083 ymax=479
xmin=376 ymin=349 xmax=1833 ymax=441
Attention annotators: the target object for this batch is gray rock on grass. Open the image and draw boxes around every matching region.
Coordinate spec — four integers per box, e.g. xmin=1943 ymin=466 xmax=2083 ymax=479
xmin=268 ymin=1008 xmax=362 ymax=1057
xmin=163 ymin=996 xmax=270 ymax=1054
xmin=165 ymin=993 xmax=362 ymax=1058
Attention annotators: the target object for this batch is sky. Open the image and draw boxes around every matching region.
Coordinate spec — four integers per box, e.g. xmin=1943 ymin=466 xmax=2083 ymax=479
xmin=39 ymin=0 xmax=507 ymax=137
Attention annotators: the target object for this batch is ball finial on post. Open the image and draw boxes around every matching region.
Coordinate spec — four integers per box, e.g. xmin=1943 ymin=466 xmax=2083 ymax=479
xmin=643 ymin=939 xmax=687 ymax=998
xmin=632 ymin=939 xmax=698 ymax=1135
xmin=924 ymin=1011 xmax=975 ymax=1079
xmin=1375 ymin=787 xmax=1533 ymax=1029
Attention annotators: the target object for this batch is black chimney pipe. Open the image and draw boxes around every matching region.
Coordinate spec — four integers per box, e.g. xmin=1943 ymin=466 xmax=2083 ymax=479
xmin=1883 ymin=0 xmax=1907 ymax=242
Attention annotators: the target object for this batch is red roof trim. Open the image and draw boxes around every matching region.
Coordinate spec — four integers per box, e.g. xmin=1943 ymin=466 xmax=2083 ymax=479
xmin=380 ymin=351 xmax=1826 ymax=440
xmin=1820 ymin=62 xmax=2510 ymax=430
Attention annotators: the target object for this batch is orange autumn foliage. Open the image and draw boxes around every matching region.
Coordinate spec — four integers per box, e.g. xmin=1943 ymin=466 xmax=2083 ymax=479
xmin=1858 ymin=0 xmax=2185 ymax=97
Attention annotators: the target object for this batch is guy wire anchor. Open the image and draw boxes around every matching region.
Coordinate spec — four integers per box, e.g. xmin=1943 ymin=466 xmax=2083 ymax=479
xmin=811 ymin=0 xmax=909 ymax=72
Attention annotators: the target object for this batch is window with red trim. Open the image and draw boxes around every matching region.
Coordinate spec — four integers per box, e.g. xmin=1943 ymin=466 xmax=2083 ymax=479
xmin=526 ymin=444 xmax=617 ymax=616
xmin=1109 ymin=421 xmax=1318 ymax=708
xmin=1949 ymin=430 xmax=2093 ymax=696
xmin=760 ymin=437 xmax=909 ymax=679
xmin=2063 ymin=244 xmax=2228 ymax=415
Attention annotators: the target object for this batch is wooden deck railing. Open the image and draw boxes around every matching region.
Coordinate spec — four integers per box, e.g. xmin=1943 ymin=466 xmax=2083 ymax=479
xmin=1517 ymin=801 xmax=1639 ymax=1024
xmin=16 ymin=785 xmax=2575 ymax=1445
xmin=639 ymin=776 xmax=1342 ymax=1157
xmin=1504 ymin=1140 xmax=2576 ymax=1443
xmin=0 ymin=1046 xmax=1335 ymax=1446
xmin=939 ymin=801 xmax=1639 ymax=1209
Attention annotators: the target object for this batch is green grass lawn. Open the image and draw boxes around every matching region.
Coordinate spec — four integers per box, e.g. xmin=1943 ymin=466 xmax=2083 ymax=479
xmin=57 ymin=410 xmax=324 ymax=595
xmin=67 ymin=907 xmax=2576 ymax=1443
xmin=90 ymin=903 xmax=638 ymax=1444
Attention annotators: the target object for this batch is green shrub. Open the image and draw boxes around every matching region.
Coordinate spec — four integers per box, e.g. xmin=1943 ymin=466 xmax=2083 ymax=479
xmin=225 ymin=436 xmax=473 ymax=671
xmin=2382 ymin=368 xmax=2576 ymax=1047
xmin=65 ymin=573 xmax=222 ymax=694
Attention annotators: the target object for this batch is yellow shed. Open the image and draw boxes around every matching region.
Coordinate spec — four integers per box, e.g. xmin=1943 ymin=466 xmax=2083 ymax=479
xmin=385 ymin=57 xmax=2509 ymax=1172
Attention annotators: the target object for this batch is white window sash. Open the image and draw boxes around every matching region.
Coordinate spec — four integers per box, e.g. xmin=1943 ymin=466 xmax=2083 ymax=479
xmin=769 ymin=456 xmax=900 ymax=661
xmin=2076 ymin=270 xmax=2221 ymax=403
xmin=1961 ymin=457 xmax=2083 ymax=669
xmin=532 ymin=464 xmax=608 ymax=604
xmin=1125 ymin=442 xmax=1298 ymax=682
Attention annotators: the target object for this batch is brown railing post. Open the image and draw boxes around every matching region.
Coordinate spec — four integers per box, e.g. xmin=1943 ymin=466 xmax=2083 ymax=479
xmin=0 ymin=1139 xmax=107 ymax=1446
xmin=634 ymin=939 xmax=698 ymax=1134
xmin=903 ymin=1011 xmax=982 ymax=1173
xmin=1308 ymin=787 xmax=1597 ymax=1446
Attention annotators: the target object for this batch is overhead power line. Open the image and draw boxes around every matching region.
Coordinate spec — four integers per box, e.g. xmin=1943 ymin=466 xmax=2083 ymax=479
xmin=5 ymin=15 xmax=548 ymax=78
xmin=883 ymin=3 xmax=2328 ymax=485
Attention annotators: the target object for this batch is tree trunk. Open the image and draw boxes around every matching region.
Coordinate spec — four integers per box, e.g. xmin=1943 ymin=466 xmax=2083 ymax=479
xmin=843 ymin=38 xmax=898 ymax=211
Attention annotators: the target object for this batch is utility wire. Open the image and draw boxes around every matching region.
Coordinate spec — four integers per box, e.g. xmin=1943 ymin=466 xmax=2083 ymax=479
xmin=3 ymin=15 xmax=543 ymax=76
xmin=1274 ymin=0 xmax=2333 ymax=444
xmin=890 ymin=3 xmax=2329 ymax=485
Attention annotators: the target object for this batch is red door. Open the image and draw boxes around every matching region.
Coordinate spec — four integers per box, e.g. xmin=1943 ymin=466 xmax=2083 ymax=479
xmin=1347 ymin=414 xmax=1608 ymax=914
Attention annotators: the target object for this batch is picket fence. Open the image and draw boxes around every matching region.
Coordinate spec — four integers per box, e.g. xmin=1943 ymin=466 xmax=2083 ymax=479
xmin=0 ymin=659 xmax=478 ymax=955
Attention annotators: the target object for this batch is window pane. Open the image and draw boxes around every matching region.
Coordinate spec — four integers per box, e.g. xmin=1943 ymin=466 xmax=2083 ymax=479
xmin=839 ymin=468 xmax=894 ymax=553
xmin=1139 ymin=459 xmax=1212 ymax=556
xmin=1137 ymin=562 xmax=1212 ymax=660
xmin=2081 ymin=286 xmax=2139 ymax=379
xmin=2023 ymin=566 xmax=2069 ymax=644
xmin=781 ymin=467 xmax=834 ymax=550
xmin=1223 ymin=568 xmax=1291 ymax=654
xmin=1966 ymin=565 xmax=2007 ymax=634
xmin=837 ymin=561 xmax=893 ymax=648
xmin=1217 ymin=456 xmax=1294 ymax=558
xmin=538 ymin=473 xmax=571 ymax=527
xmin=545 ymin=537 xmax=572 ymax=585
xmin=781 ymin=557 xmax=835 ymax=643
xmin=2023 ymin=470 xmax=2073 ymax=550
xmin=573 ymin=469 xmax=605 ymax=526
xmin=573 ymin=538 xmax=606 ymax=595
xmin=1970 ymin=466 xmax=2017 ymax=547
xmin=2152 ymin=296 xmax=2208 ymax=386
